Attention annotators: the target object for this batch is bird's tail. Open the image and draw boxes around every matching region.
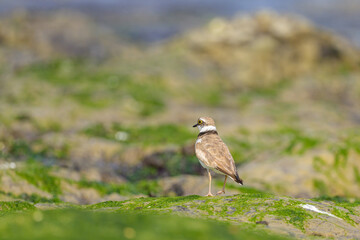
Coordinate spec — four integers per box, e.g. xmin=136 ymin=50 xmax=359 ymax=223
xmin=234 ymin=172 xmax=243 ymax=185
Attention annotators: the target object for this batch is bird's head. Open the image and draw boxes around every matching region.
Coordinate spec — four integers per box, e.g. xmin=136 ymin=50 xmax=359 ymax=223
xmin=193 ymin=117 xmax=217 ymax=133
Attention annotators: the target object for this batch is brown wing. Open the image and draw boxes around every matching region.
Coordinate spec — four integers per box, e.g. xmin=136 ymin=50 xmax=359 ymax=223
xmin=196 ymin=134 xmax=238 ymax=178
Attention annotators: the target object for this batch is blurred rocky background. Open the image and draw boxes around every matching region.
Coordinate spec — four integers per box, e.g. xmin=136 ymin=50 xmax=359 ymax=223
xmin=0 ymin=0 xmax=360 ymax=205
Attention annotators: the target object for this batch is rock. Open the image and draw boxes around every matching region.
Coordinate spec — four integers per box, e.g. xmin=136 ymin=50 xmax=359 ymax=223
xmin=181 ymin=143 xmax=195 ymax=156
xmin=171 ymin=205 xmax=190 ymax=212
xmin=52 ymin=168 xmax=81 ymax=182
xmin=175 ymin=11 xmax=359 ymax=90
xmin=80 ymin=168 xmax=102 ymax=182
xmin=0 ymin=9 xmax=126 ymax=68
xmin=91 ymin=194 xmax=360 ymax=239
xmin=60 ymin=181 xmax=101 ymax=204
xmin=159 ymin=175 xmax=240 ymax=196
xmin=261 ymin=215 xmax=304 ymax=238
xmin=143 ymin=149 xmax=176 ymax=169
xmin=256 ymin=220 xmax=269 ymax=226
xmin=0 ymin=171 xmax=52 ymax=199
xmin=34 ymin=203 xmax=74 ymax=210
xmin=239 ymin=150 xmax=360 ymax=198
xmin=99 ymin=193 xmax=129 ymax=202
xmin=70 ymin=137 xmax=121 ymax=168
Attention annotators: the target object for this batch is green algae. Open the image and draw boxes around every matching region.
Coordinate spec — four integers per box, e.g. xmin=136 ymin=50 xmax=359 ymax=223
xmin=0 ymin=193 xmax=359 ymax=239
xmin=19 ymin=59 xmax=167 ymax=115
xmin=0 ymin=191 xmax=61 ymax=204
xmin=271 ymin=207 xmax=311 ymax=230
xmin=15 ymin=160 xmax=62 ymax=196
xmin=83 ymin=123 xmax=194 ymax=146
xmin=75 ymin=179 xmax=161 ymax=197
xmin=0 ymin=201 xmax=35 ymax=216
xmin=85 ymin=193 xmax=359 ymax=233
xmin=312 ymin=195 xmax=360 ymax=225
xmin=0 ymin=209 xmax=292 ymax=240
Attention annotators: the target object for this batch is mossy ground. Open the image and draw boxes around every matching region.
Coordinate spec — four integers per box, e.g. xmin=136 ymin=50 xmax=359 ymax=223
xmin=0 ymin=208 xmax=291 ymax=240
xmin=1 ymin=193 xmax=359 ymax=239
xmin=87 ymin=194 xmax=359 ymax=233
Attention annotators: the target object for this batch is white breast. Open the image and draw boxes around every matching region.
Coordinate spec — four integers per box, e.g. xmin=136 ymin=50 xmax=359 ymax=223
xmin=196 ymin=149 xmax=209 ymax=169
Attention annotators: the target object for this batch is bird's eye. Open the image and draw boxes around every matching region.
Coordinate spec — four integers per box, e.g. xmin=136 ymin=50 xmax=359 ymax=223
xmin=198 ymin=120 xmax=203 ymax=124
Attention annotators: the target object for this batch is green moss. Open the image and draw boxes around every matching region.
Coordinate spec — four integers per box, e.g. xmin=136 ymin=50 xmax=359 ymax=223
xmin=0 ymin=201 xmax=35 ymax=216
xmin=272 ymin=207 xmax=311 ymax=230
xmin=312 ymin=195 xmax=360 ymax=205
xmin=312 ymin=195 xmax=360 ymax=225
xmin=86 ymin=200 xmax=125 ymax=210
xmin=224 ymin=126 xmax=323 ymax=166
xmin=2 ymin=193 xmax=354 ymax=238
xmin=15 ymin=159 xmax=62 ymax=196
xmin=328 ymin=130 xmax=360 ymax=168
xmin=223 ymin=136 xmax=255 ymax=164
xmin=0 ymin=191 xmax=60 ymax=204
xmin=330 ymin=207 xmax=356 ymax=225
xmin=76 ymin=180 xmax=136 ymax=196
xmin=313 ymin=179 xmax=328 ymax=196
xmin=198 ymin=88 xmax=222 ymax=107
xmin=126 ymin=77 xmax=166 ymax=116
xmin=19 ymin=60 xmax=166 ymax=114
xmin=88 ymin=195 xmax=203 ymax=211
xmin=128 ymin=154 xmax=200 ymax=180
xmin=0 ymin=209 xmax=291 ymax=240
xmin=31 ymin=119 xmax=63 ymax=133
xmin=264 ymin=127 xmax=321 ymax=155
xmin=215 ymin=181 xmax=270 ymax=195
xmin=236 ymin=78 xmax=291 ymax=108
xmin=88 ymin=194 xmax=314 ymax=231
xmin=82 ymin=123 xmax=108 ymax=138
xmin=354 ymin=167 xmax=360 ymax=184
xmin=3 ymin=138 xmax=69 ymax=161
xmin=76 ymin=179 xmax=161 ymax=197
xmin=83 ymin=123 xmax=194 ymax=146
xmin=110 ymin=123 xmax=194 ymax=146
xmin=7 ymin=140 xmax=35 ymax=159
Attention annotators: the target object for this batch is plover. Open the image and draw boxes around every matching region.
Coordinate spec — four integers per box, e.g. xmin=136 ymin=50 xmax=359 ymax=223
xmin=193 ymin=117 xmax=243 ymax=196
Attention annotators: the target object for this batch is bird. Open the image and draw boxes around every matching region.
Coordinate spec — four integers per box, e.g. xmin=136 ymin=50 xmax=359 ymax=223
xmin=193 ymin=117 xmax=243 ymax=196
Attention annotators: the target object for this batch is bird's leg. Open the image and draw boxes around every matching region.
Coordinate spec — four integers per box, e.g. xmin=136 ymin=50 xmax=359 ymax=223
xmin=216 ymin=175 xmax=227 ymax=195
xmin=205 ymin=170 xmax=214 ymax=196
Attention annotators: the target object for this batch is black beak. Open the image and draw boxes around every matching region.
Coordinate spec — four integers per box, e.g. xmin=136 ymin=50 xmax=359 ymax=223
xmin=193 ymin=123 xmax=198 ymax=128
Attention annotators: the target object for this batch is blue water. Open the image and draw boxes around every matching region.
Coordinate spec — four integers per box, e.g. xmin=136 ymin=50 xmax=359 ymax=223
xmin=0 ymin=0 xmax=359 ymax=46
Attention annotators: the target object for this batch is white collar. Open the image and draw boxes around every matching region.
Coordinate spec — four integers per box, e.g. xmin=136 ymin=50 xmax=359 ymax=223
xmin=199 ymin=125 xmax=217 ymax=133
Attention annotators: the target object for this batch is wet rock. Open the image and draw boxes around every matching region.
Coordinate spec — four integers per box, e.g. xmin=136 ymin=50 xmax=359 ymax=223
xmin=227 ymin=207 xmax=236 ymax=215
xmin=143 ymin=149 xmax=176 ymax=169
xmin=256 ymin=221 xmax=269 ymax=226
xmin=171 ymin=205 xmax=189 ymax=212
